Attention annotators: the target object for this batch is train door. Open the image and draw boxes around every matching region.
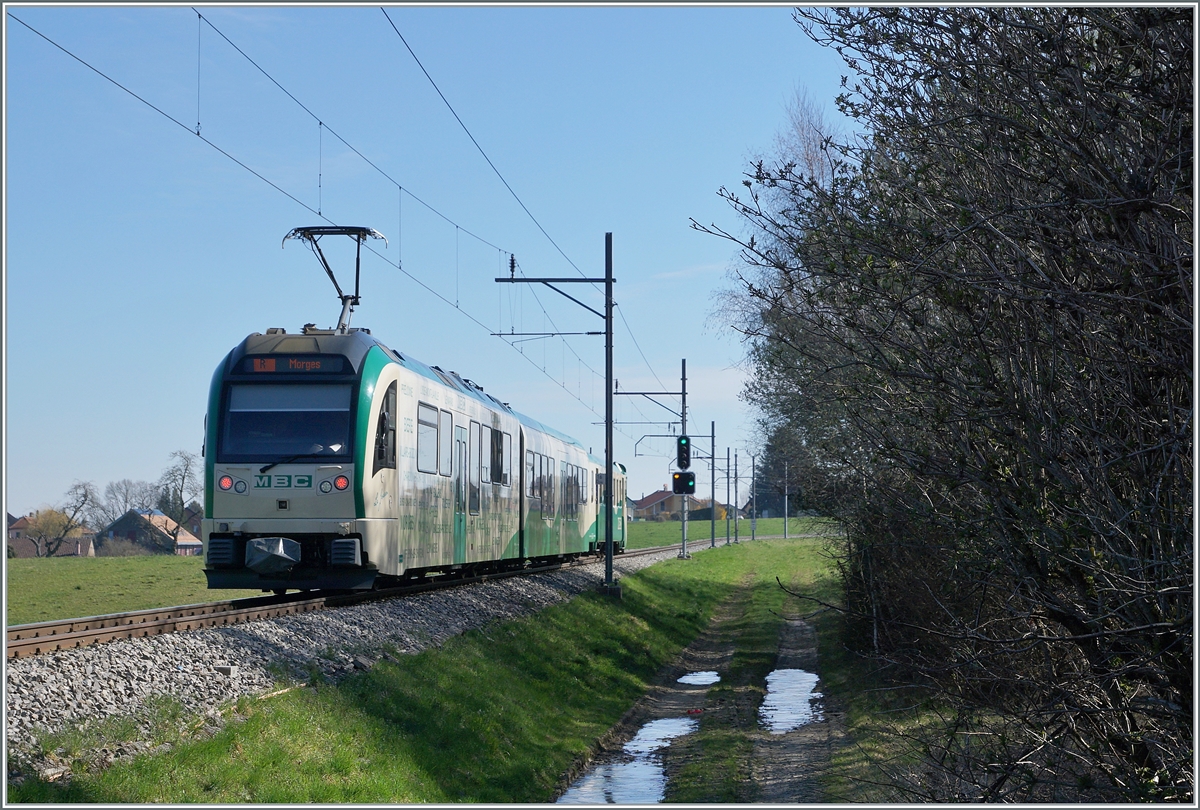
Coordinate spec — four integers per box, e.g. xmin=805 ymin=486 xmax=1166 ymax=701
xmin=453 ymin=425 xmax=467 ymax=565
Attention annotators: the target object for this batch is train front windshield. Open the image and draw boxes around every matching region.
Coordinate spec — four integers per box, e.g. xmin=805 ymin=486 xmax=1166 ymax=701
xmin=220 ymin=383 xmax=353 ymax=462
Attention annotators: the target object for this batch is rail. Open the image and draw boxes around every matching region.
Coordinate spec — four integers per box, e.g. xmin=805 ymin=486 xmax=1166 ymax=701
xmin=6 ymin=545 xmax=670 ymax=659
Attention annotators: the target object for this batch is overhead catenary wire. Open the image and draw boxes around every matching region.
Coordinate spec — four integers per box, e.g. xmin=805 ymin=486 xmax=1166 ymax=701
xmin=379 ymin=8 xmax=577 ymax=276
xmin=191 ymin=8 xmax=631 ymax=408
xmin=205 ymin=5 xmax=669 ymax=431
xmin=194 ymin=9 xmax=201 ymax=134
xmin=9 ymin=13 xmax=322 ymax=219
xmin=9 ymin=11 xmax=643 ymax=440
xmin=379 ymin=7 xmax=672 ymax=401
xmin=191 ymin=8 xmax=504 ymax=255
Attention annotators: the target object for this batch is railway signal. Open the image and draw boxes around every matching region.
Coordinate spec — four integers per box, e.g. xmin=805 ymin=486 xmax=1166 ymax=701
xmin=672 ymin=471 xmax=696 ymax=495
xmin=676 ymin=435 xmax=691 ymax=469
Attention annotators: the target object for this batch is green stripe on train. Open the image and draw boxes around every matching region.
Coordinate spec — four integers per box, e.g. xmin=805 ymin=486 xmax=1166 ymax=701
xmin=353 ymin=346 xmax=394 ymax=518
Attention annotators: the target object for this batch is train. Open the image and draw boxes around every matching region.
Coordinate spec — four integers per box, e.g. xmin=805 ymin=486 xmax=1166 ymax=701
xmin=200 ymin=227 xmax=627 ymax=592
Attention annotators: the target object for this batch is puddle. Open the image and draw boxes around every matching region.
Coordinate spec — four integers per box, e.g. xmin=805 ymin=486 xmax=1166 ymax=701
xmin=557 ymin=716 xmax=698 ymax=804
xmin=759 ymin=668 xmax=823 ymax=734
xmin=677 ymin=670 xmax=720 ymax=686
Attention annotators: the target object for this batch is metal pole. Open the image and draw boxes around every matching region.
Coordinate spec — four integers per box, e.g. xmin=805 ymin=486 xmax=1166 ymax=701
xmin=720 ymin=446 xmax=729 ymax=547
xmin=784 ymin=462 xmax=789 ymax=540
xmin=710 ymin=421 xmax=716 ymax=549
xmin=603 ymin=233 xmax=615 ymax=589
xmin=734 ymin=452 xmax=739 ymax=544
xmin=751 ymin=453 xmax=757 ymax=542
xmin=679 ymin=359 xmax=689 ymax=559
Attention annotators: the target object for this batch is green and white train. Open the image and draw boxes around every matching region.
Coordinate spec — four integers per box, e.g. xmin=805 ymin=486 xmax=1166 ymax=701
xmin=201 ymin=325 xmax=627 ymax=592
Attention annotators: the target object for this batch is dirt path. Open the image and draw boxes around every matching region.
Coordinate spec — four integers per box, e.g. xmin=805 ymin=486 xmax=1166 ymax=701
xmin=749 ymin=613 xmax=846 ymax=803
xmin=556 ymin=581 xmax=845 ymax=803
xmin=555 ymin=592 xmax=743 ymax=797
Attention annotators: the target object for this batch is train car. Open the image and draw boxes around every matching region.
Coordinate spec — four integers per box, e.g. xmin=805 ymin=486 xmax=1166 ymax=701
xmin=201 ymin=324 xmax=627 ymax=592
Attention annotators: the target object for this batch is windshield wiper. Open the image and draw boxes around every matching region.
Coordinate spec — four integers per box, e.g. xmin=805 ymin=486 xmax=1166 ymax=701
xmin=259 ymin=454 xmax=309 ymax=475
xmin=259 ymin=444 xmax=331 ymax=474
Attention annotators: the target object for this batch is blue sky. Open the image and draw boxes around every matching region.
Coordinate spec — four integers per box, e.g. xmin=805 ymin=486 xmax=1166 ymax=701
xmin=4 ymin=4 xmax=850 ymax=518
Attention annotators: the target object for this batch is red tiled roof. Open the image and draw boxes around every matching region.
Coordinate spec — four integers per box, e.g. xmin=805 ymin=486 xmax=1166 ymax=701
xmin=633 ymin=490 xmax=674 ymax=510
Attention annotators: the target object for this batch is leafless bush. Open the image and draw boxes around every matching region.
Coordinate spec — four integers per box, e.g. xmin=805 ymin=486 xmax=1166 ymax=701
xmin=94 ymin=538 xmax=158 ymax=557
xmin=703 ymin=7 xmax=1192 ymax=801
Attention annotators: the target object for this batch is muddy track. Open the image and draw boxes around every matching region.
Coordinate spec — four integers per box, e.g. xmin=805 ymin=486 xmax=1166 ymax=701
xmin=556 ymin=578 xmax=846 ymax=803
xmin=553 ymin=587 xmax=744 ymax=801
xmin=749 ymin=611 xmax=847 ymax=803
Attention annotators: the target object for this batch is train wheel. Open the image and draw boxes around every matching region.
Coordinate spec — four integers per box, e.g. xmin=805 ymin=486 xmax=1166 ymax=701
xmin=273 ymin=588 xmax=287 ymax=596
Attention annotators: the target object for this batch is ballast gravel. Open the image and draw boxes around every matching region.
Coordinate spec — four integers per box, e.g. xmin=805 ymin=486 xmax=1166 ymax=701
xmin=5 ymin=550 xmax=681 ymax=782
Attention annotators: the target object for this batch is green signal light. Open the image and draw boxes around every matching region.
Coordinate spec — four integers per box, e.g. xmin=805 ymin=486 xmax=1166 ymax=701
xmin=676 ymin=435 xmax=692 ymax=469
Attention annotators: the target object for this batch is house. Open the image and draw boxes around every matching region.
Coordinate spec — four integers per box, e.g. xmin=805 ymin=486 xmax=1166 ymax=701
xmin=181 ymin=503 xmax=203 ymax=542
xmin=174 ymin=535 xmax=204 ymax=557
xmin=7 ymin=512 xmax=96 ymax=558
xmin=632 ymin=487 xmax=705 ymax=521
xmin=98 ymin=509 xmax=202 ymax=556
xmin=8 ymin=513 xmax=27 ymax=543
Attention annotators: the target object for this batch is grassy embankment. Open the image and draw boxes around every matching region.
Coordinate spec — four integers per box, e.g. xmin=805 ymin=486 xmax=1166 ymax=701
xmin=8 ymin=535 xmax=844 ymax=803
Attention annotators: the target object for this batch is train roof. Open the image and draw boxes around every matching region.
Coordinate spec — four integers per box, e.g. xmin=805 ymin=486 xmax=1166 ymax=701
xmin=231 ymin=328 xmax=511 ymax=409
xmin=232 ymin=326 xmax=610 ymax=462
xmin=512 ymin=410 xmax=586 ymax=451
xmin=232 ymin=328 xmax=379 ymax=371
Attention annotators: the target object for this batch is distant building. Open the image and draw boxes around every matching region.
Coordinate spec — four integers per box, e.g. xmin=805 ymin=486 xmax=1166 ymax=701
xmin=7 ymin=512 xmax=96 ymax=558
xmin=182 ymin=503 xmax=203 ymax=543
xmin=98 ymin=509 xmax=202 ymax=556
xmin=8 ymin=513 xmax=28 ymax=543
xmin=631 ymin=488 xmax=704 ymax=521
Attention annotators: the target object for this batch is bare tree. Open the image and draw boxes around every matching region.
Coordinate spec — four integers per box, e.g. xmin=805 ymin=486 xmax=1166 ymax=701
xmin=702 ymin=7 xmax=1191 ymax=802
xmin=23 ymin=481 xmax=96 ymax=557
xmin=87 ymin=478 xmax=159 ymax=530
xmin=156 ymin=450 xmax=202 ymax=545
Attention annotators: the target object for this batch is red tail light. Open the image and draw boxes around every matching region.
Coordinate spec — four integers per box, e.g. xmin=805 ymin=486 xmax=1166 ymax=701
xmin=334 ymin=475 xmax=350 ymax=491
xmin=218 ymin=475 xmax=234 ymax=491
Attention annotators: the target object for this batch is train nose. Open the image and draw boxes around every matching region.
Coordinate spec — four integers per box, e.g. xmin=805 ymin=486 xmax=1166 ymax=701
xmin=244 ymin=537 xmax=301 ymax=574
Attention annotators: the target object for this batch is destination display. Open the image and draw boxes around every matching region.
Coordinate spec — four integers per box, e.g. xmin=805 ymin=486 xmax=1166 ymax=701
xmin=242 ymin=355 xmax=345 ymax=374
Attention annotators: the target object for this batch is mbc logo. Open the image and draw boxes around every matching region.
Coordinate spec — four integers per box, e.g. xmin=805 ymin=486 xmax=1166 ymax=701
xmin=254 ymin=475 xmax=313 ymax=489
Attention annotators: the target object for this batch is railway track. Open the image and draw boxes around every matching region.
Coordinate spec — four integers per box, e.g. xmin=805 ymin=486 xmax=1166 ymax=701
xmin=6 ymin=545 xmax=671 ymax=660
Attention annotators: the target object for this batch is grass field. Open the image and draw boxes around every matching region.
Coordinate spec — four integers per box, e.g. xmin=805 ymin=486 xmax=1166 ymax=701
xmin=4 ymin=556 xmax=263 ymax=627
xmin=8 ymin=536 xmax=849 ymax=803
xmin=625 ymin=516 xmax=835 ymax=549
xmin=7 ymin=519 xmax=835 ymax=626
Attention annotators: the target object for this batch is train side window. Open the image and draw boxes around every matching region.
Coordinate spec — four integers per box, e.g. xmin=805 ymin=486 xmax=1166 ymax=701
xmin=561 ymin=461 xmax=571 ymax=518
xmin=480 ymin=424 xmax=493 ymax=483
xmin=373 ymin=382 xmax=397 ymax=475
xmin=566 ymin=462 xmax=574 ymax=518
xmin=490 ymin=429 xmax=505 ymax=485
xmin=501 ymin=432 xmax=511 ymax=487
xmin=416 ymin=402 xmax=438 ymax=474
xmin=526 ymin=450 xmax=536 ymax=498
xmin=468 ymin=420 xmax=480 ymax=513
xmin=581 ymin=468 xmax=588 ymax=504
xmin=544 ymin=457 xmax=556 ymax=518
xmin=439 ymin=410 xmax=453 ymax=476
